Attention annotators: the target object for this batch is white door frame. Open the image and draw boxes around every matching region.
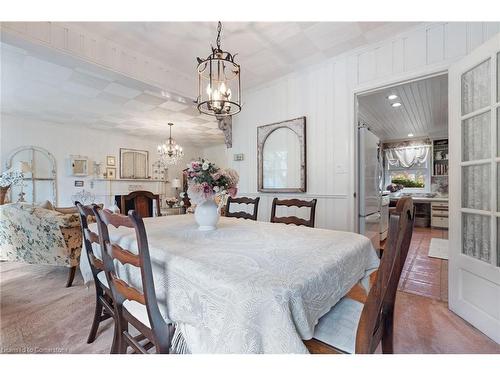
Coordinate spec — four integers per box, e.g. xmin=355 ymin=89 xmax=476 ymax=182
xmin=448 ymin=34 xmax=500 ymax=343
xmin=350 ymin=67 xmax=448 ymax=233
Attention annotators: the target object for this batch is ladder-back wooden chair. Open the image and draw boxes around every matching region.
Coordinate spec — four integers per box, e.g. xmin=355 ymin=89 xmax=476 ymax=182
xmin=270 ymin=198 xmax=317 ymax=228
xmin=305 ymin=197 xmax=415 ymax=354
xmin=120 ymin=190 xmax=160 ymax=218
xmin=75 ymin=202 xmax=117 ymax=351
xmin=93 ymin=207 xmax=172 ymax=354
xmin=225 ymin=196 xmax=260 ymax=221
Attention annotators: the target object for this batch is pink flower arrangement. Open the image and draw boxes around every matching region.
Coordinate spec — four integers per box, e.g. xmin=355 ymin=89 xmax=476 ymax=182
xmin=184 ymin=159 xmax=239 ymax=204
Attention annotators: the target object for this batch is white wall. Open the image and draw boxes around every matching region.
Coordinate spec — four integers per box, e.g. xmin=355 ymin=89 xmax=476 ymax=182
xmin=201 ymin=144 xmax=230 ymax=168
xmin=0 ymin=114 xmax=201 ymax=207
xmin=223 ymin=22 xmax=500 ymax=230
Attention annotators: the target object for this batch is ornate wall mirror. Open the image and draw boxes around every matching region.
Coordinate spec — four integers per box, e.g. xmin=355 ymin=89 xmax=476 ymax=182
xmin=120 ymin=148 xmax=149 ymax=179
xmin=257 ymin=117 xmax=306 ymax=193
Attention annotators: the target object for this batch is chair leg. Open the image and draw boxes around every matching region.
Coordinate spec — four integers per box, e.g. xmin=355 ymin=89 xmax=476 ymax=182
xmin=87 ymin=297 xmax=103 ymax=344
xmin=110 ymin=319 xmax=119 ymax=354
xmin=116 ymin=318 xmax=129 ymax=354
xmin=66 ymin=266 xmax=77 ymax=287
xmin=381 ymin=309 xmax=395 ymax=354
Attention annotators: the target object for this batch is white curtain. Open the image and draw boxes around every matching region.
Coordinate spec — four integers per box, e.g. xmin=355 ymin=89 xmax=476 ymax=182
xmin=385 ymin=145 xmax=430 ymax=168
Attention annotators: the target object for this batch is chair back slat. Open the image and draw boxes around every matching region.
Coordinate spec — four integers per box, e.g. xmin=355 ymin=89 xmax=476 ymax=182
xmin=111 ymin=275 xmax=146 ymax=305
xmin=89 ymin=253 xmax=105 ymax=271
xmin=225 ymin=196 xmax=260 ymax=221
xmin=84 ymin=228 xmax=100 ymax=244
xmin=355 ymin=197 xmax=415 ymax=353
xmin=270 ymin=198 xmax=317 ymax=228
xmin=272 ymin=216 xmax=311 ymax=227
xmin=110 ymin=243 xmax=141 ymax=267
xmin=99 ymin=209 xmax=135 ymax=228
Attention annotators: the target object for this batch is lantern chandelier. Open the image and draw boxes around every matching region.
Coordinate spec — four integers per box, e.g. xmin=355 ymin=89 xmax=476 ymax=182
xmin=157 ymin=122 xmax=184 ymax=165
xmin=196 ymin=21 xmax=241 ymax=117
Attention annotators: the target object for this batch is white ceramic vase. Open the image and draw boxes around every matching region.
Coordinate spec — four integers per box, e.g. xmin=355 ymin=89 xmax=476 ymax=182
xmin=194 ymin=199 xmax=219 ymax=231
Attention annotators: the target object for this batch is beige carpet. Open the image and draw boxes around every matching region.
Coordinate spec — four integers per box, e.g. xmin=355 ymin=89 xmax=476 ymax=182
xmin=0 ymin=261 xmax=113 ymax=354
xmin=1 ymin=261 xmax=499 ymax=354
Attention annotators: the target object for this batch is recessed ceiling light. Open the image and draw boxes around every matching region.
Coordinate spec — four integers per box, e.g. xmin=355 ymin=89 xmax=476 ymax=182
xmin=408 ymin=133 xmax=414 ymax=137
xmin=391 ymin=102 xmax=402 ymax=108
xmin=387 ymin=94 xmax=398 ymax=100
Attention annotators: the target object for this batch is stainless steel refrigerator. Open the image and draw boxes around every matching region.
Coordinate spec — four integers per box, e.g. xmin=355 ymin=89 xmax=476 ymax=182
xmin=358 ymin=125 xmax=382 ymax=253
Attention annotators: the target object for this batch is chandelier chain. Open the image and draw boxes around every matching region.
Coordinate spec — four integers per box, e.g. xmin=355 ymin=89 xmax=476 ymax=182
xmin=216 ymin=21 xmax=222 ymax=50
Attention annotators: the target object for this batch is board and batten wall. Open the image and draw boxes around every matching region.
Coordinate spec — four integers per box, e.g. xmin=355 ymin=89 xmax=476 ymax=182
xmin=0 ymin=114 xmax=201 ymax=207
xmin=218 ymin=22 xmax=500 ymax=231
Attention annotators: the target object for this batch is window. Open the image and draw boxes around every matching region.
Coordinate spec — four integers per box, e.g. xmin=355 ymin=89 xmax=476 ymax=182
xmin=384 ymin=148 xmax=431 ymax=191
xmin=387 ymin=163 xmax=429 ymax=189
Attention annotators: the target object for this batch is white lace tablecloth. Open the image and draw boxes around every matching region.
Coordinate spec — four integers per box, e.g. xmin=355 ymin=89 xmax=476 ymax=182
xmin=79 ymin=215 xmax=379 ymax=353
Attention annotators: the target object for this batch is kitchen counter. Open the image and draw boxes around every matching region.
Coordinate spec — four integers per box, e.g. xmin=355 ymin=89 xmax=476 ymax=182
xmin=389 ymin=194 xmax=448 ymax=203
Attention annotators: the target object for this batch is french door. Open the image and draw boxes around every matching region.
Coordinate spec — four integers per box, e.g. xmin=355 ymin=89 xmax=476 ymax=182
xmin=449 ymin=34 xmax=500 ymax=343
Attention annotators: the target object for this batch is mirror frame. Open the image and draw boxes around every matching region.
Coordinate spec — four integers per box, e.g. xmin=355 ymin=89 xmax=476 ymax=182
xmin=257 ymin=116 xmax=306 ymax=193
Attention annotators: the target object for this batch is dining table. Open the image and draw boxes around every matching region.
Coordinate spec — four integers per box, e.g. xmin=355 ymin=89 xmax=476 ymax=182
xmin=79 ymin=214 xmax=379 ymax=354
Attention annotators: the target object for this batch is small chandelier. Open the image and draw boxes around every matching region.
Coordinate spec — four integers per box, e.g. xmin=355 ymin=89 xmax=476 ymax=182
xmin=157 ymin=123 xmax=184 ymax=165
xmin=196 ymin=21 xmax=241 ymax=117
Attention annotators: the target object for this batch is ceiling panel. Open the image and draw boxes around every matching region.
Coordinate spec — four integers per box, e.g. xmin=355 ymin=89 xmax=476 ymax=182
xmin=0 ymin=42 xmax=224 ymax=146
xmin=358 ymin=74 xmax=448 ymax=141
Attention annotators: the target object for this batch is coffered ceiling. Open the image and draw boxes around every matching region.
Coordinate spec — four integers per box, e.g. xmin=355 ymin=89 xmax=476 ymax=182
xmin=0 ymin=41 xmax=224 ymax=147
xmin=358 ymin=74 xmax=448 ymax=141
xmin=73 ymin=22 xmax=421 ymax=89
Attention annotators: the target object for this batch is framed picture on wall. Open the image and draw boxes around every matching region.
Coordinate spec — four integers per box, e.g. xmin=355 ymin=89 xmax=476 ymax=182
xmin=106 ymin=156 xmax=116 ymax=166
xmin=106 ymin=167 xmax=116 ymax=180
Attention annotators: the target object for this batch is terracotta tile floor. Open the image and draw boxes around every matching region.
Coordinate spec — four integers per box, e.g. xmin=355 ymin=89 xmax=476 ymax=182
xmin=397 ymin=227 xmax=449 ymax=301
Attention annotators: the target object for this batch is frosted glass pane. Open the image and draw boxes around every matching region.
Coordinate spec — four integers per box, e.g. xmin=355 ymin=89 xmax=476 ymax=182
xmin=462 ymin=111 xmax=491 ymax=161
xmin=462 ymin=213 xmax=490 ymax=263
xmin=461 ymin=59 xmax=491 ymax=115
xmin=462 ymin=164 xmax=490 ymax=210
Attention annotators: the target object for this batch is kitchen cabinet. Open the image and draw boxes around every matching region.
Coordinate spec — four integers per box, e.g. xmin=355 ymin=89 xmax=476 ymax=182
xmin=431 ymin=202 xmax=449 ymax=228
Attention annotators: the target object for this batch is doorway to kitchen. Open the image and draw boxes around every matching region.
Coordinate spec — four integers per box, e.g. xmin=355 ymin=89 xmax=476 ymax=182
xmin=355 ymin=72 xmax=449 ymax=302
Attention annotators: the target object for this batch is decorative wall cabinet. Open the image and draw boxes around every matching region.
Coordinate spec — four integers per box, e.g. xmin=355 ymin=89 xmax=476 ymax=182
xmin=120 ymin=148 xmax=149 ymax=179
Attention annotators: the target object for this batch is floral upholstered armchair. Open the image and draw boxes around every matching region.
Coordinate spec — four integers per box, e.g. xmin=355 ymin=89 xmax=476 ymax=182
xmin=0 ymin=203 xmax=82 ymax=287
